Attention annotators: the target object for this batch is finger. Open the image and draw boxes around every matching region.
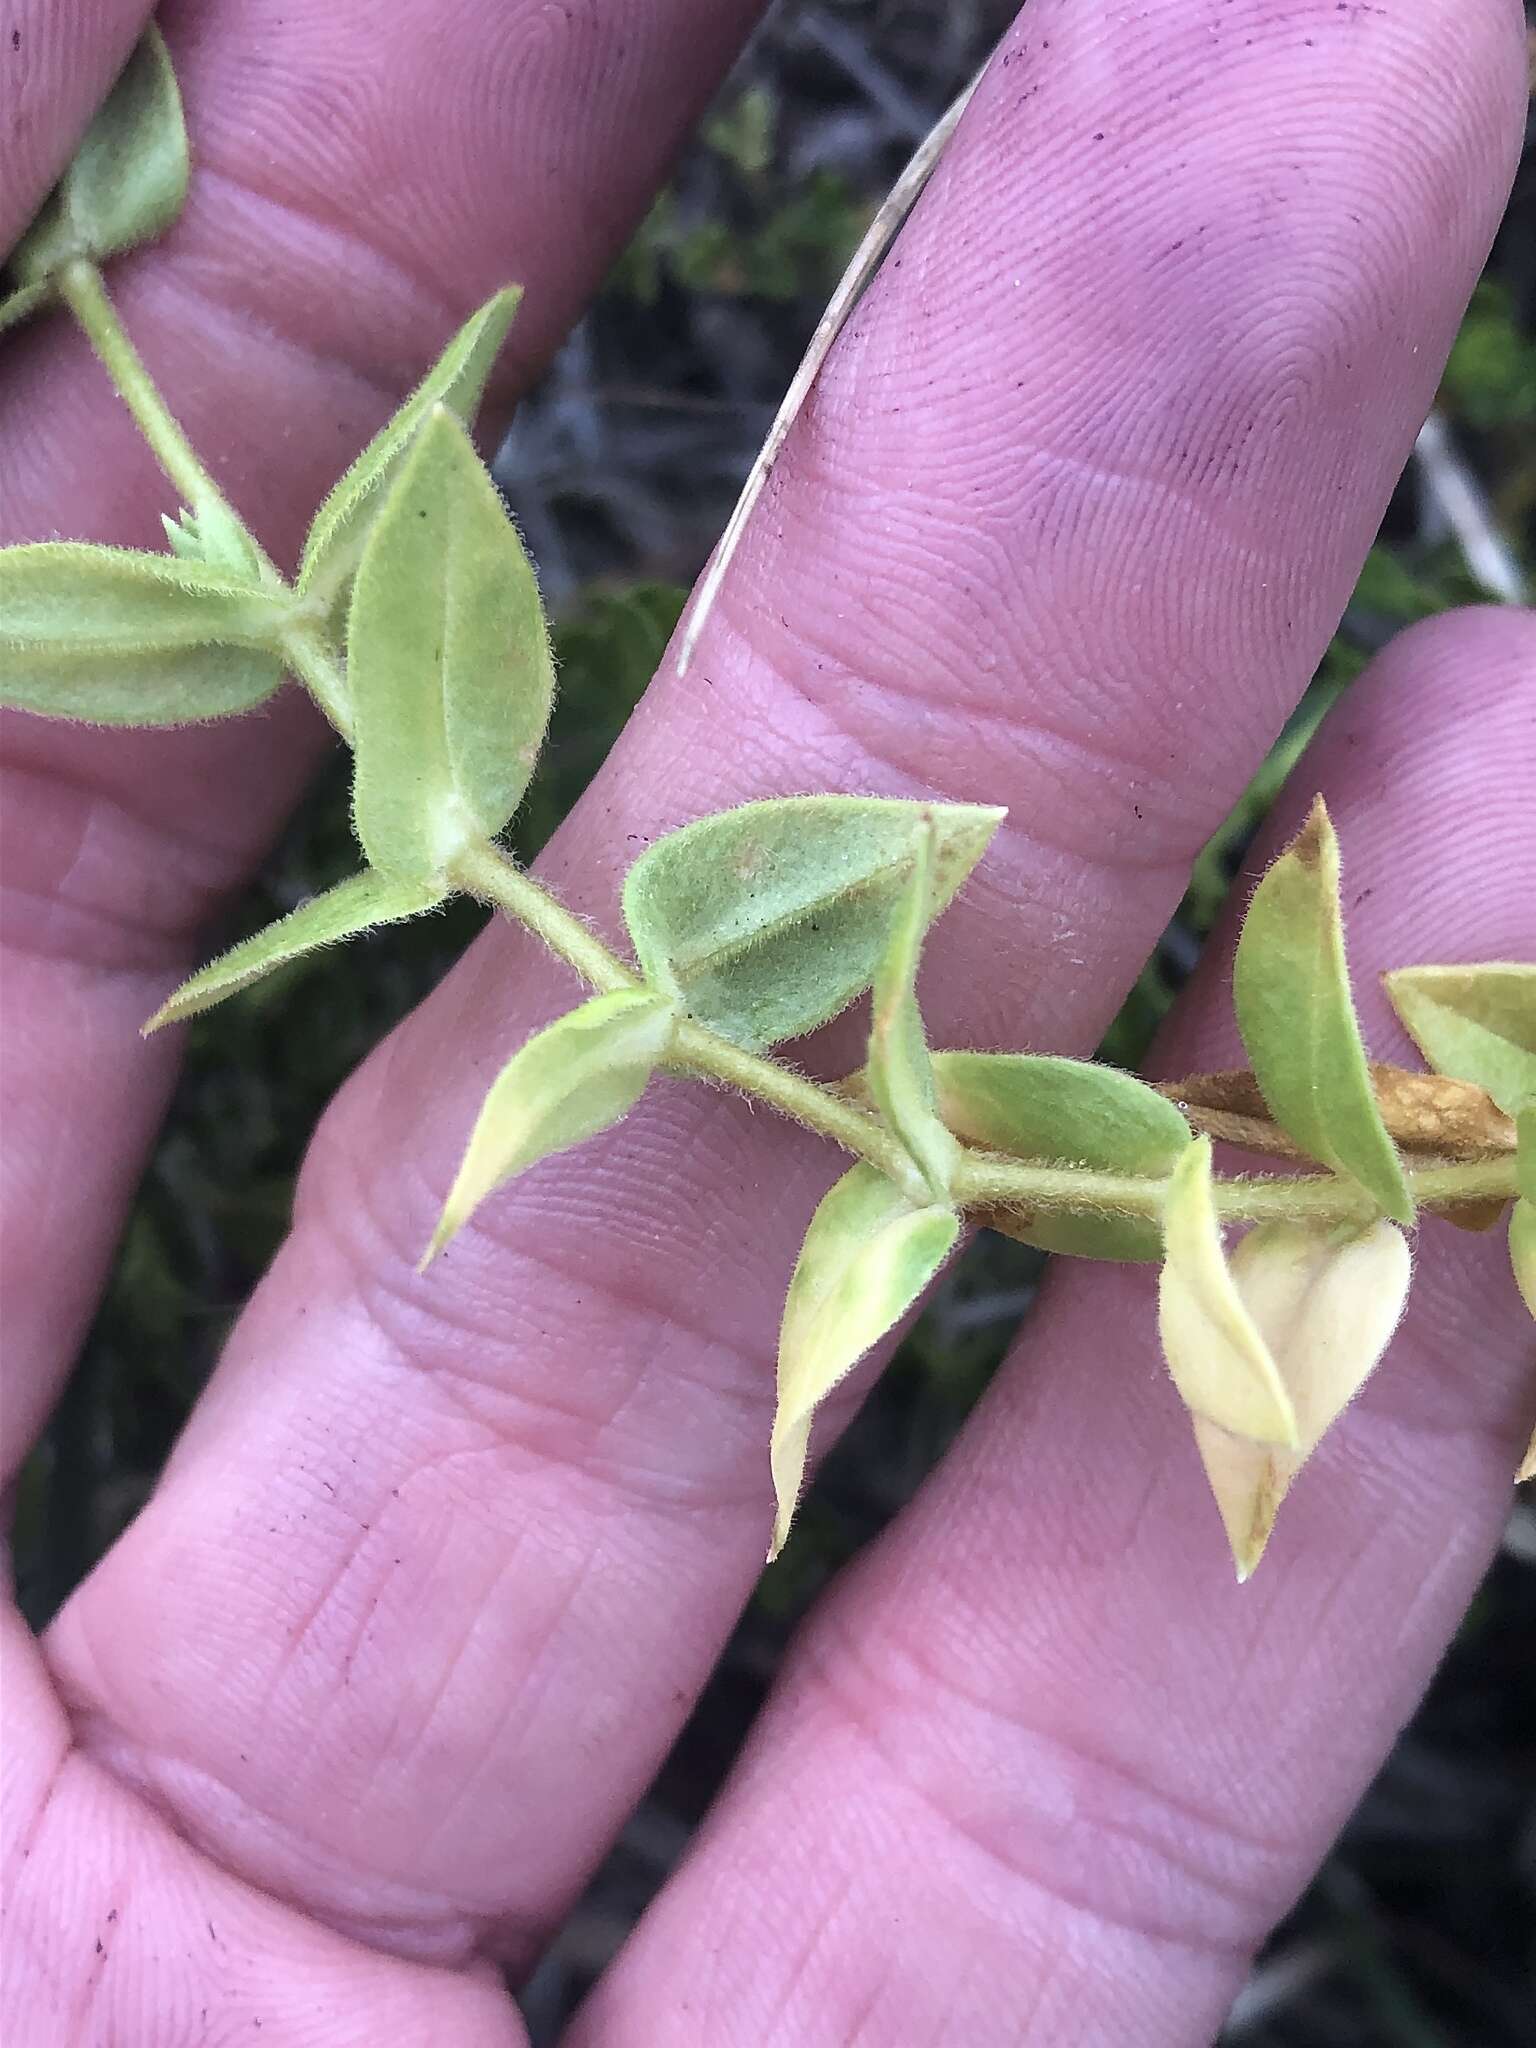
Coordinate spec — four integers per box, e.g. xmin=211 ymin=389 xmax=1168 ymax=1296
xmin=0 ymin=3 xmax=150 ymax=251
xmin=46 ymin=0 xmax=1522 ymax=1978
xmin=1 ymin=1604 xmax=523 ymax=2042
xmin=0 ymin=0 xmax=771 ymax=1478
xmin=572 ymin=606 xmax=1536 ymax=2047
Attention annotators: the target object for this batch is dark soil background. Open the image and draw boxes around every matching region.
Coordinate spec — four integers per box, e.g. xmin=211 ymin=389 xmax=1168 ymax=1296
xmin=14 ymin=5 xmax=1536 ymax=2042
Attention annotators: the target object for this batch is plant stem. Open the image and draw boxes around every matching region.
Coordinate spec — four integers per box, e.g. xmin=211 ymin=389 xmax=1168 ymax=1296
xmin=451 ymin=841 xmax=640 ymax=998
xmin=59 ymin=260 xmax=278 ymax=579
xmin=277 ymin=620 xmax=354 ymax=740
xmin=453 ymin=838 xmax=1522 ymax=1227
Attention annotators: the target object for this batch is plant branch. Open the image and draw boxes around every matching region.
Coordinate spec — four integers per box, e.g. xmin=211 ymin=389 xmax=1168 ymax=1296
xmin=59 ymin=260 xmax=278 ymax=580
xmin=451 ymin=839 xmax=1522 ymax=1228
xmin=277 ymin=620 xmax=354 ymax=740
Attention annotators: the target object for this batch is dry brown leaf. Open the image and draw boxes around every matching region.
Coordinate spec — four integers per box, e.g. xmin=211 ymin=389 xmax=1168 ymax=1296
xmin=1159 ymin=1064 xmax=1515 ymax=1164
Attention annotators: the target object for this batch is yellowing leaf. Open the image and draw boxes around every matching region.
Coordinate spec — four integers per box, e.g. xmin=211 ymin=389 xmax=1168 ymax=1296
xmin=9 ymin=27 xmax=187 ymax=286
xmin=1511 ymin=1199 xmax=1536 ymax=1323
xmin=144 ymin=870 xmax=443 ymax=1032
xmin=939 ymin=1051 xmax=1193 ymax=1261
xmin=1193 ymin=1218 xmax=1412 ymax=1578
xmin=771 ymin=1164 xmax=958 ymax=1557
xmin=425 ymin=990 xmax=677 ymax=1264
xmin=867 ymin=818 xmax=958 ymax=1200
xmin=1383 ymin=962 xmax=1536 ymax=1117
xmin=1234 ymin=798 xmax=1412 ymax=1223
xmin=0 ymin=542 xmax=289 ymax=724
xmin=1157 ymin=1138 xmax=1298 ymax=1446
xmin=299 ymin=288 xmax=522 ymax=607
xmin=346 ymin=407 xmax=554 ymax=884
xmin=624 ymin=795 xmax=1003 ymax=1050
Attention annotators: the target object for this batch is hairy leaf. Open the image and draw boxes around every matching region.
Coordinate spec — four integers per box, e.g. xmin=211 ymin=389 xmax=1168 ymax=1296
xmin=10 ymin=27 xmax=187 ymax=285
xmin=299 ymin=287 xmax=522 ymax=606
xmin=1234 ymin=797 xmax=1412 ymax=1223
xmin=0 ymin=542 xmax=289 ymax=724
xmin=771 ymin=1164 xmax=958 ymax=1558
xmin=425 ymin=990 xmax=677 ymax=1264
xmin=347 ymin=407 xmax=554 ymax=884
xmin=1194 ymin=1218 xmax=1412 ymax=1578
xmin=867 ymin=818 xmax=958 ymax=1199
xmin=940 ymin=1051 xmax=1192 ymax=1260
xmin=1157 ymin=1138 xmax=1299 ymax=1446
xmin=1383 ymin=962 xmax=1536 ymax=1117
xmin=144 ymin=870 xmax=444 ymax=1032
xmin=624 ymin=795 xmax=1003 ymax=1050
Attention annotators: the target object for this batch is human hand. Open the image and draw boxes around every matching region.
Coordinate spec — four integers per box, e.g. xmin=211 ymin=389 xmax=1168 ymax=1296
xmin=3 ymin=3 xmax=1531 ymax=2043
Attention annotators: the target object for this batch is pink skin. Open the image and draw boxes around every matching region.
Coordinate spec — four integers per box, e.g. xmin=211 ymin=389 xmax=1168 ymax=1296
xmin=2 ymin=2 xmax=1530 ymax=2043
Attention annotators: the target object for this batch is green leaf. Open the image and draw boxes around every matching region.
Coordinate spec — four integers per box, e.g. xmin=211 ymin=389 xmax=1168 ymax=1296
xmin=144 ymin=870 xmax=443 ymax=1032
xmin=298 ymin=286 xmax=522 ymax=607
xmin=425 ymin=989 xmax=678 ymax=1264
xmin=10 ymin=27 xmax=187 ymax=286
xmin=0 ymin=542 xmax=290 ymax=724
xmin=770 ymin=1163 xmax=958 ymax=1558
xmin=1194 ymin=1217 xmax=1411 ymax=1578
xmin=1511 ymin=1200 xmax=1536 ymax=1324
xmin=1157 ymin=1138 xmax=1299 ymax=1447
xmin=1233 ymin=797 xmax=1413 ymax=1223
xmin=0 ymin=281 xmax=50 ymax=334
xmin=624 ymin=794 xmax=1004 ymax=1050
xmin=1520 ymin=1107 xmax=1536 ymax=1209
xmin=1383 ymin=962 xmax=1536 ymax=1117
xmin=935 ymin=1051 xmax=1192 ymax=1260
xmin=346 ymin=406 xmax=554 ymax=884
xmin=867 ymin=818 xmax=959 ymax=1200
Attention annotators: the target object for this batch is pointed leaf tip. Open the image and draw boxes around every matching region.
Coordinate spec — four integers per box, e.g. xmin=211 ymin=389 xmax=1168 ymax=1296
xmin=1234 ymin=796 xmax=1413 ymax=1224
xmin=769 ymin=1164 xmax=958 ymax=1557
xmin=425 ymin=990 xmax=677 ymax=1263
xmin=10 ymin=27 xmax=187 ymax=287
xmin=299 ymin=286 xmax=523 ymax=605
xmin=143 ymin=870 xmax=443 ymax=1031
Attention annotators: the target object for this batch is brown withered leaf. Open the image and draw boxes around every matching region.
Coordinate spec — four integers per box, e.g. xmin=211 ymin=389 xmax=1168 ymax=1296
xmin=1159 ymin=1064 xmax=1516 ymax=1166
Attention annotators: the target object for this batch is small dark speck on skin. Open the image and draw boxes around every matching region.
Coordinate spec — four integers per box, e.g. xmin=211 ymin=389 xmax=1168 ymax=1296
xmin=106 ymin=1911 xmax=118 ymax=1924
xmin=11 ymin=29 xmax=20 ymax=50
xmin=95 ymin=1939 xmax=104 ymax=1955
xmin=1133 ymin=805 xmax=1143 ymax=820
xmin=1092 ymin=131 xmax=1104 ymax=141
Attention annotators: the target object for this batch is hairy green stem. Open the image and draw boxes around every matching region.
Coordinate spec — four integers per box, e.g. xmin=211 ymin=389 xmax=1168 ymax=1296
xmin=451 ymin=840 xmax=641 ymax=998
xmin=60 ymin=262 xmax=278 ymax=580
xmin=454 ymin=838 xmax=1521 ymax=1226
xmin=277 ymin=620 xmax=354 ymax=740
